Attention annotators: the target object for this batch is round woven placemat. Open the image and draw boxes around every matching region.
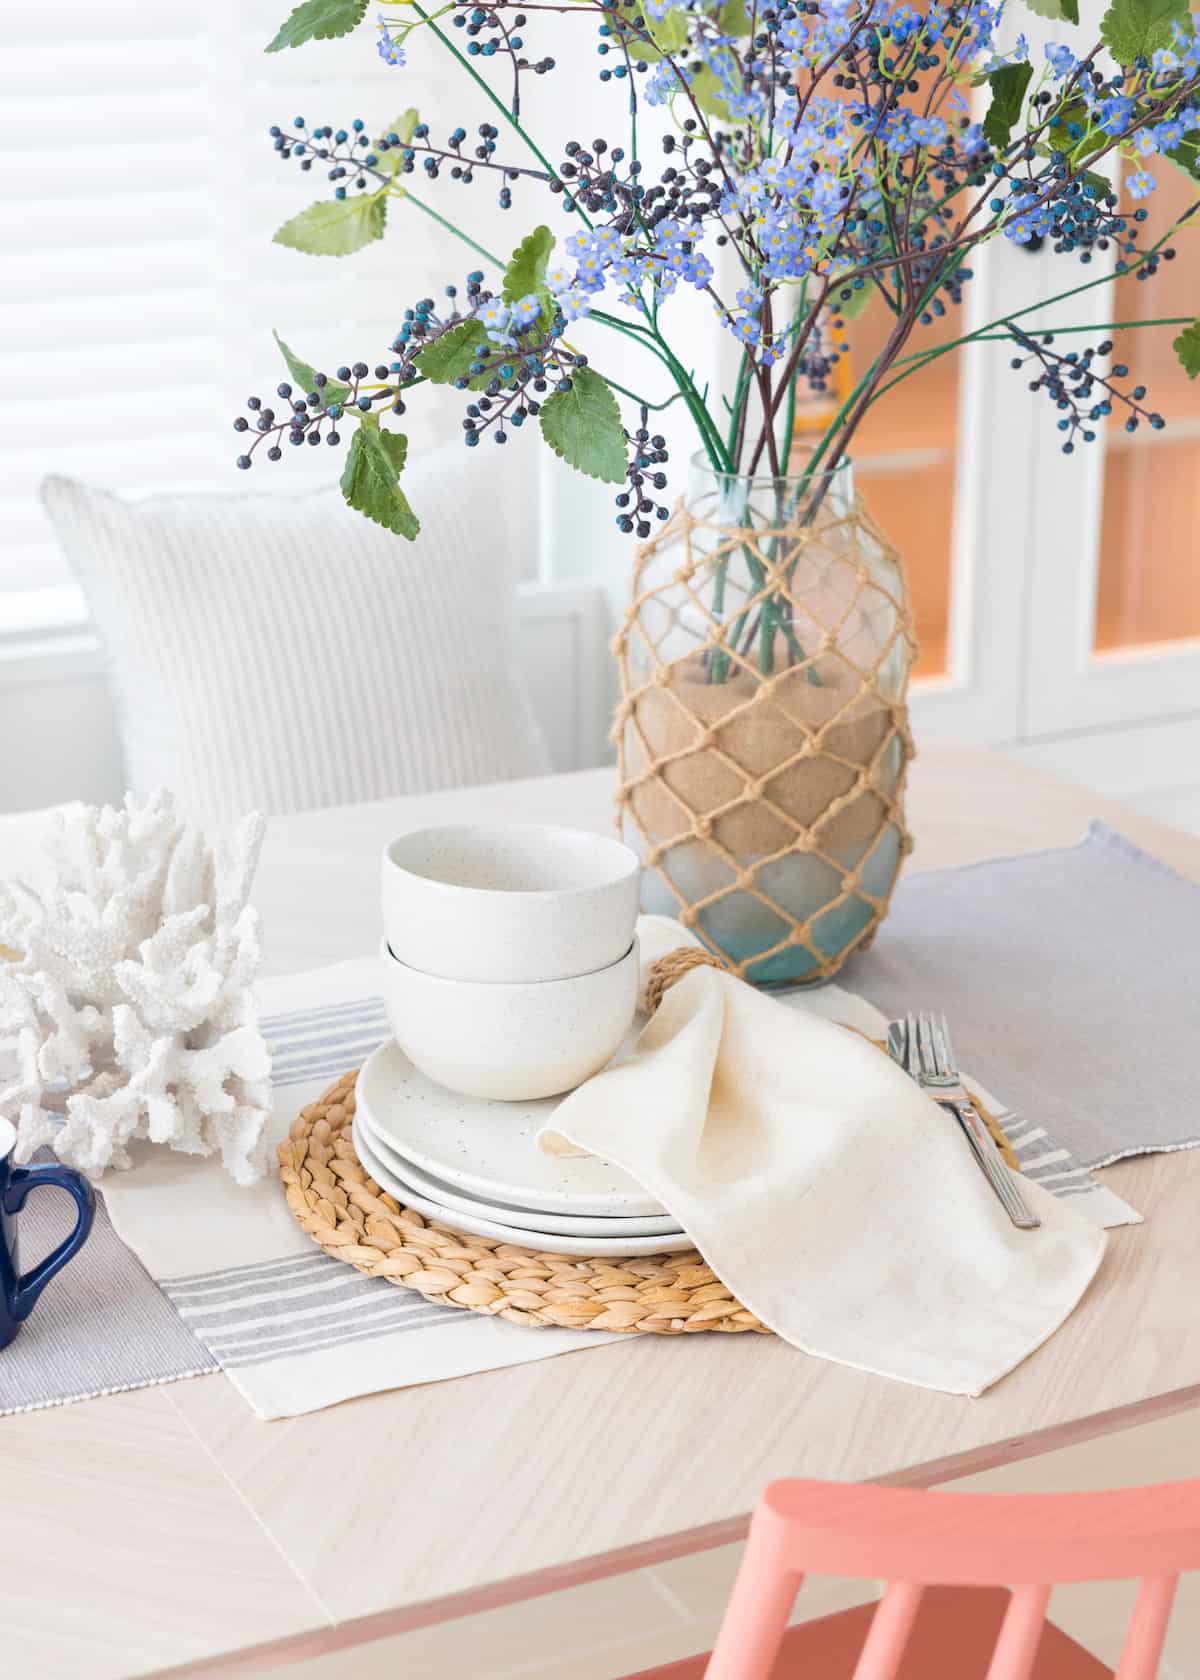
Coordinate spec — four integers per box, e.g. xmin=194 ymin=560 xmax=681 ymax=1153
xmin=278 ymin=1070 xmax=770 ymax=1336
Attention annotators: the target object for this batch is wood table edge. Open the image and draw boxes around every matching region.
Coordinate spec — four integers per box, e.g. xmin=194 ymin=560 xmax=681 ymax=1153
xmin=141 ymin=1379 xmax=1200 ymax=1680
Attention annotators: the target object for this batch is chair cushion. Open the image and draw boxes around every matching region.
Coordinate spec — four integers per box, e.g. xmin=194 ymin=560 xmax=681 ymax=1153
xmin=42 ymin=447 xmax=550 ymax=827
xmin=620 ymin=1587 xmax=1114 ymax=1678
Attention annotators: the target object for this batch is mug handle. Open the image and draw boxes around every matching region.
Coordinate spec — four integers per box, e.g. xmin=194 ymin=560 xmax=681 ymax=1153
xmin=3 ymin=1163 xmax=96 ymax=1322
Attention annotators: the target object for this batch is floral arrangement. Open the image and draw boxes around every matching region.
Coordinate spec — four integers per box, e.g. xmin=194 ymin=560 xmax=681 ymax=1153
xmin=234 ymin=0 xmax=1200 ymax=546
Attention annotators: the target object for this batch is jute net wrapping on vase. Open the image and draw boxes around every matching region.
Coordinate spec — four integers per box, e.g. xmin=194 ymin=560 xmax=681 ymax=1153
xmin=614 ymin=491 xmax=918 ymax=985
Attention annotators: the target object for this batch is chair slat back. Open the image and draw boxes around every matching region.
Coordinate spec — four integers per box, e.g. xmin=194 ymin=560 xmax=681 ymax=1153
xmin=703 ymin=1478 xmax=1200 ymax=1680
xmin=849 ymin=1581 xmax=923 ymax=1680
xmin=984 ymin=1583 xmax=1051 ymax=1680
xmin=1115 ymin=1576 xmax=1179 ymax=1680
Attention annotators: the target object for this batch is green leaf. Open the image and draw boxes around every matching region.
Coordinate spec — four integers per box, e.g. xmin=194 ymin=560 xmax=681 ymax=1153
xmin=266 ymin=0 xmax=369 ymax=52
xmin=373 ymin=109 xmax=421 ymax=172
xmin=1166 ymin=130 xmax=1200 ymax=182
xmin=272 ymin=330 xmax=351 ymax=405
xmin=502 ymin=225 xmax=556 ymax=328
xmin=689 ymin=63 xmax=734 ymax=122
xmin=273 ymin=192 xmax=387 ymax=257
xmin=413 ymin=320 xmax=491 ymax=387
xmin=539 ymin=367 xmax=627 ymax=486
xmin=1044 ymin=95 xmax=1088 ymax=145
xmin=618 ymin=2 xmax=688 ymax=62
xmin=386 ymin=110 xmax=420 ymax=143
xmin=827 ymin=276 xmax=875 ymax=321
xmin=340 ymin=424 xmax=420 ymax=539
xmin=1076 ymin=166 xmax=1115 ymax=200
xmin=1100 ymin=0 xmax=1189 ymax=62
xmin=1018 ymin=0 xmax=1078 ymax=20
xmin=717 ymin=0 xmax=752 ymax=34
xmin=1174 ymin=319 xmax=1200 ymax=378
xmin=983 ymin=62 xmax=1034 ymax=151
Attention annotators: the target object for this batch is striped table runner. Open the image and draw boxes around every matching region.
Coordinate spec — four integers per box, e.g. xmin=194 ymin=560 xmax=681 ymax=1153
xmin=5 ymin=903 xmax=1141 ymax=1420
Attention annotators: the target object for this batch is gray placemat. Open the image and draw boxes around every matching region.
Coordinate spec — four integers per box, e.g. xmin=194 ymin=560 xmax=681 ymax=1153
xmin=0 ymin=1163 xmax=216 ymax=1416
xmin=846 ymin=823 xmax=1200 ymax=1169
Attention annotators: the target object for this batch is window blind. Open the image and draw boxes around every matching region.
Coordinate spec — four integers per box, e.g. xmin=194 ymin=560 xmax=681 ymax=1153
xmin=0 ymin=0 xmax=526 ymax=614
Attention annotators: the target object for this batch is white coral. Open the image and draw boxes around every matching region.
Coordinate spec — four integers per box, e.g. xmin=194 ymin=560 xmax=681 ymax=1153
xmin=0 ymin=790 xmax=270 ymax=1184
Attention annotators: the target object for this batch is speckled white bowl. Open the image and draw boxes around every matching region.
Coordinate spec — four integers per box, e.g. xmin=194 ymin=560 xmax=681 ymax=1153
xmin=381 ymin=823 xmax=641 ymax=984
xmin=379 ymin=934 xmax=640 ymax=1101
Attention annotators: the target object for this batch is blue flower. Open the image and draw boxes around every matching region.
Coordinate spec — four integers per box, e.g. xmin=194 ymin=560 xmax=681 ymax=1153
xmin=1045 ymin=42 xmax=1076 ymax=79
xmin=510 ymin=294 xmax=542 ymax=327
xmin=478 ymin=298 xmax=513 ymax=342
xmin=1005 ymin=213 xmax=1037 ymax=245
xmin=644 ymin=64 xmax=680 ymax=106
xmin=808 ymin=172 xmax=845 ymax=224
xmin=908 ymin=114 xmax=948 ymax=148
xmin=1127 ymin=168 xmax=1156 ymax=200
xmin=376 ymin=14 xmax=406 ymax=65
xmin=886 ymin=3 xmax=921 ymax=45
xmin=559 ymin=289 xmax=593 ymax=322
xmin=1096 ymin=96 xmax=1134 ymax=137
xmin=653 ymin=219 xmax=688 ymax=259
xmin=610 ymin=254 xmax=646 ymax=287
xmin=575 ymin=246 xmax=610 ymax=285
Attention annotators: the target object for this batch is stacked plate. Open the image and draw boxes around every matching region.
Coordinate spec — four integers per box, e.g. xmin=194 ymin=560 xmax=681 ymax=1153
xmin=354 ymin=1039 xmax=691 ymax=1257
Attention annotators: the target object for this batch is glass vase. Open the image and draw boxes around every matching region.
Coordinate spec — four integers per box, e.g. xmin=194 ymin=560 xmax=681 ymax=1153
xmin=615 ymin=454 xmax=916 ymax=986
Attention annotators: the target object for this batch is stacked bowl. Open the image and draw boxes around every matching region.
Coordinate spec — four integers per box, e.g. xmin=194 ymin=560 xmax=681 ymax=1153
xmin=380 ymin=822 xmax=642 ymax=1102
xmin=360 ymin=823 xmax=685 ymax=1256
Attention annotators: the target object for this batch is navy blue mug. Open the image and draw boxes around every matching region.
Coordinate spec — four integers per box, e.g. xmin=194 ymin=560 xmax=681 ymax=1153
xmin=1 ymin=1116 xmax=95 ymax=1351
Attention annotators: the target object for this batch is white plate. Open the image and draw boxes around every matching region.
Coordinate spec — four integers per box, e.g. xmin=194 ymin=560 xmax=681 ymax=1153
xmin=355 ymin=1105 xmax=683 ymax=1238
xmin=356 ymin=1037 xmax=665 ymax=1218
xmin=351 ymin=1120 xmax=693 ymax=1259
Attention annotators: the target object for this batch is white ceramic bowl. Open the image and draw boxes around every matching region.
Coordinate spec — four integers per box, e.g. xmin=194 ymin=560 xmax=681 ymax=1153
xmin=379 ymin=935 xmax=639 ymax=1101
xmin=381 ymin=823 xmax=640 ymax=983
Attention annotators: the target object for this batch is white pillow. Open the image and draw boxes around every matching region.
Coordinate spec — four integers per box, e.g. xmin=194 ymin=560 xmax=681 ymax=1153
xmin=41 ymin=448 xmax=550 ymax=828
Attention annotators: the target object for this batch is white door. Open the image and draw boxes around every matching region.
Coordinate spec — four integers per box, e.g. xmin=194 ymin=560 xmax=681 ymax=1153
xmin=839 ymin=218 xmax=1047 ymax=746
xmin=1022 ymin=157 xmax=1200 ymax=742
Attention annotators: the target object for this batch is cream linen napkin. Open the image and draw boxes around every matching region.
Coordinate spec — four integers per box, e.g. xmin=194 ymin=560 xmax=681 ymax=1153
xmin=540 ymin=920 xmax=1106 ymax=1396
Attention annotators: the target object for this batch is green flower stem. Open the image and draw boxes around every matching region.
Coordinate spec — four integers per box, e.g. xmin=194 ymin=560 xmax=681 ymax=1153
xmin=709 ymin=352 xmax=754 ymax=683
xmin=874 ymin=315 xmax=1195 ymax=406
xmin=402 ymin=189 xmax=503 ymax=267
xmin=779 ymin=360 xmax=799 ymax=469
xmin=590 ymin=309 xmax=728 ymax=468
xmin=725 ymin=351 xmax=754 ymax=461
xmin=833 ymin=212 xmax=1199 ymax=452
xmin=411 ymin=1 xmax=593 ymax=230
xmin=603 ymin=377 xmax=688 ymax=412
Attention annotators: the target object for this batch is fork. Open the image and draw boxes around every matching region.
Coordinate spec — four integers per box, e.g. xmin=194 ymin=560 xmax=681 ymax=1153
xmin=890 ymin=1012 xmax=1040 ymax=1231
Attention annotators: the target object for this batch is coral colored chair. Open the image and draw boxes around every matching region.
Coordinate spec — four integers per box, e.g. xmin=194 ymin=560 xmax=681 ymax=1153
xmin=621 ymin=1477 xmax=1200 ymax=1680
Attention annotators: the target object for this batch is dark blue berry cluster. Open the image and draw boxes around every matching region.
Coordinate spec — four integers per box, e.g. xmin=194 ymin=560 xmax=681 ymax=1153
xmin=270 ymin=112 xmax=550 ymax=210
xmin=1008 ymin=328 xmax=1165 ymax=454
xmin=616 ymin=415 xmax=670 ymax=536
xmin=451 ymin=4 xmax=554 ymax=119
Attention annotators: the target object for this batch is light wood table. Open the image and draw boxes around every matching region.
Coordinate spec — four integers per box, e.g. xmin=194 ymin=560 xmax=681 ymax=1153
xmin=4 ymin=745 xmax=1200 ymax=1680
